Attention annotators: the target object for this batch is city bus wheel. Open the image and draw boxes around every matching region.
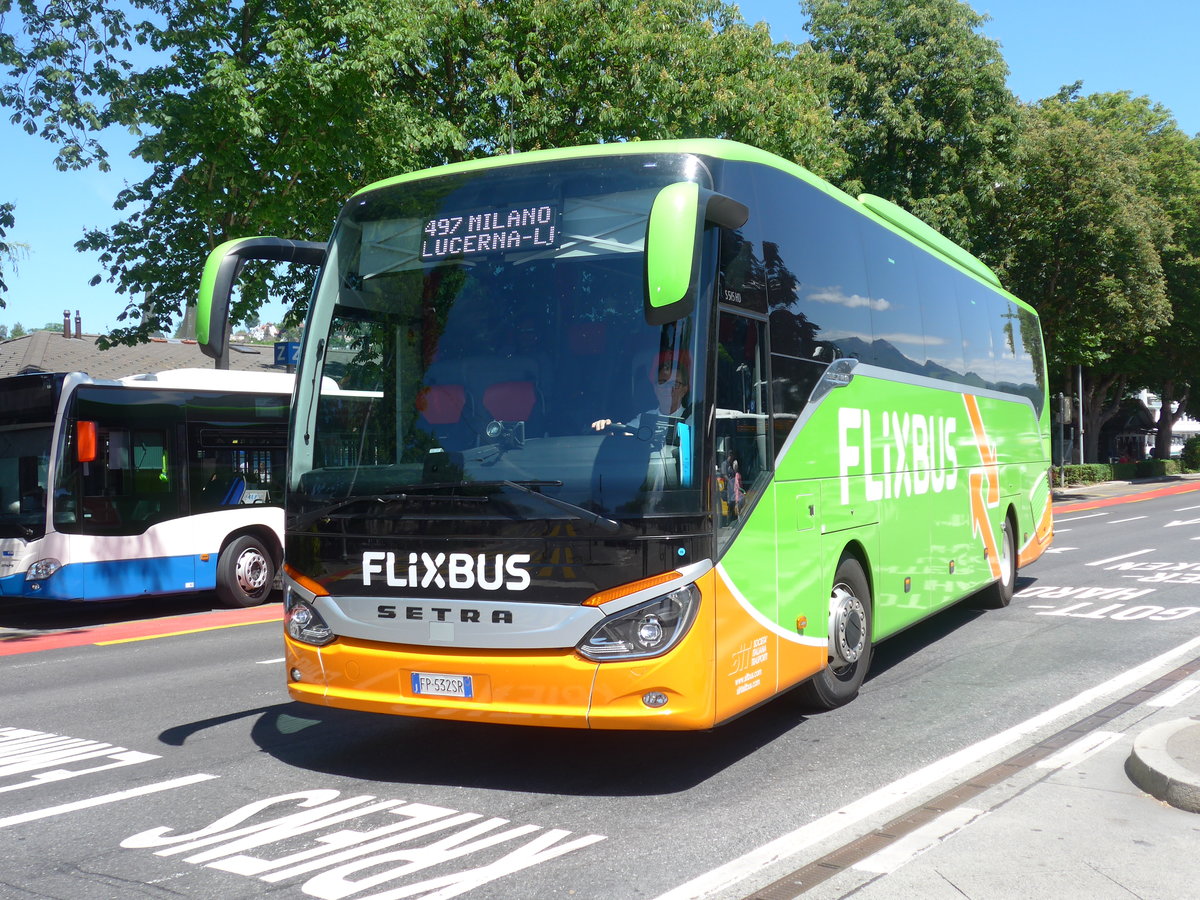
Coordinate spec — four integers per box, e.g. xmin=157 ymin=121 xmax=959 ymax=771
xmin=796 ymin=556 xmax=873 ymax=712
xmin=217 ymin=535 xmax=276 ymax=608
xmin=977 ymin=516 xmax=1017 ymax=609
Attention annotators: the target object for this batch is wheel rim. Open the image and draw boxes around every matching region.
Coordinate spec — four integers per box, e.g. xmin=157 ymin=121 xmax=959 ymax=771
xmin=829 ymin=584 xmax=867 ymax=669
xmin=999 ymin=523 xmax=1014 ymax=588
xmin=235 ymin=547 xmax=270 ymax=595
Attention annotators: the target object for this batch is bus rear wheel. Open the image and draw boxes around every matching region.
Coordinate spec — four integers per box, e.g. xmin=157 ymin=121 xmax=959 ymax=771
xmin=217 ymin=535 xmax=276 ymax=608
xmin=796 ymin=556 xmax=873 ymax=712
xmin=977 ymin=516 xmax=1017 ymax=609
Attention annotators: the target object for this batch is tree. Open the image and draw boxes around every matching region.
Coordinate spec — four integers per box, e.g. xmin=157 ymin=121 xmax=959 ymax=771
xmin=0 ymin=201 xmax=14 ymax=305
xmin=1035 ymin=90 xmax=1200 ymax=460
xmin=1133 ymin=119 xmax=1200 ymax=458
xmin=3 ymin=0 xmax=841 ymax=346
xmin=991 ymin=96 xmax=1172 ymax=462
xmin=801 ymin=0 xmax=1019 ymax=249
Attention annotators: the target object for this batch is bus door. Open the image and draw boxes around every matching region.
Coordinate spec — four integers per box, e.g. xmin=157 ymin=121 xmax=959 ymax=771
xmin=713 ymin=310 xmax=781 ymax=712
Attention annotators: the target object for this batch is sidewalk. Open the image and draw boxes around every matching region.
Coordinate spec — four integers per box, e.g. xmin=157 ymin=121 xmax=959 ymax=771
xmin=798 ymin=477 xmax=1200 ymax=899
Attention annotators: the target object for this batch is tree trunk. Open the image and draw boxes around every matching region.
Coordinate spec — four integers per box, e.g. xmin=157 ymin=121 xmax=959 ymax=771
xmin=1082 ymin=368 xmax=1126 ymax=463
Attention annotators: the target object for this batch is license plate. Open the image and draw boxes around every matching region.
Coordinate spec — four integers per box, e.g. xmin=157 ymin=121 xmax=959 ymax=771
xmin=410 ymin=672 xmax=473 ymax=699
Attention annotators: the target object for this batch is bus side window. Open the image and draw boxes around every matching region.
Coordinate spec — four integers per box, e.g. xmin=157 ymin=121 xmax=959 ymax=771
xmin=716 ymin=312 xmax=769 ymax=539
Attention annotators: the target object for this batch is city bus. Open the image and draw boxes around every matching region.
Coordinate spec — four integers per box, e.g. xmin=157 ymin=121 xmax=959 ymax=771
xmin=198 ymin=139 xmax=1053 ymax=728
xmin=0 ymin=368 xmax=292 ymax=606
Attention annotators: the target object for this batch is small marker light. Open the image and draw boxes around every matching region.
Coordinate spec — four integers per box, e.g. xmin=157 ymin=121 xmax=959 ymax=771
xmin=642 ymin=692 xmax=669 ymax=708
xmin=290 ymin=668 xmax=303 ymax=682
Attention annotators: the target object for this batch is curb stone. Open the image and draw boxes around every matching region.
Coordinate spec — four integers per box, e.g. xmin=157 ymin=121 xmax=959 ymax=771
xmin=1125 ymin=717 xmax=1200 ymax=814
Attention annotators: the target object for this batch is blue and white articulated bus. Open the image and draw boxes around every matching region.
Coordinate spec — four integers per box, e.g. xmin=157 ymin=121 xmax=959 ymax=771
xmin=0 ymin=368 xmax=293 ymax=606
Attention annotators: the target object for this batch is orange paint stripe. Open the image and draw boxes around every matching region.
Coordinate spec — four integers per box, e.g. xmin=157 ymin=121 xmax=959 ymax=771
xmin=0 ymin=605 xmax=283 ymax=657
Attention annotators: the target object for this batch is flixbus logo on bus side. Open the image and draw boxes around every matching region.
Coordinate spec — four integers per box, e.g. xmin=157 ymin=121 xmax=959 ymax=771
xmin=837 ymin=408 xmax=960 ymax=505
xmin=361 ymin=551 xmax=532 ymax=591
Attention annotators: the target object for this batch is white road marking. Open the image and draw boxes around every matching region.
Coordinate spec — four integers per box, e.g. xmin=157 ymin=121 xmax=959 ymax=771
xmin=1087 ymin=549 xmax=1154 ymax=567
xmin=0 ymin=774 xmax=218 ymax=829
xmin=256 ymin=658 xmax=285 ymax=665
xmin=1035 ymin=731 xmax=1122 ymax=770
xmin=1107 ymin=516 xmax=1147 ymax=525
xmin=1055 ymin=513 xmax=1108 ymax=523
xmin=651 ymin=633 xmax=1200 ymax=900
xmin=1174 ymin=505 xmax=1200 ymax=512
xmin=1147 ymin=678 xmax=1200 ymax=708
xmin=852 ymin=807 xmax=985 ymax=875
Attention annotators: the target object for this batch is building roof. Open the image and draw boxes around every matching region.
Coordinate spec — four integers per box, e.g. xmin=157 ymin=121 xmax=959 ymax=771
xmin=0 ymin=330 xmax=284 ymax=380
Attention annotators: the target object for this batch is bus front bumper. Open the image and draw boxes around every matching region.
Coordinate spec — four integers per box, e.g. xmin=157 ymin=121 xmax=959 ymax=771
xmin=283 ymin=628 xmax=719 ymax=731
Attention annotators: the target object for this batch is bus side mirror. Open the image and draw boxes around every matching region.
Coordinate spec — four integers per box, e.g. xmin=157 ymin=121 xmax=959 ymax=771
xmin=197 ymin=237 xmax=327 ymax=361
xmin=644 ymin=183 xmax=749 ymax=326
xmin=77 ymin=420 xmax=97 ymax=463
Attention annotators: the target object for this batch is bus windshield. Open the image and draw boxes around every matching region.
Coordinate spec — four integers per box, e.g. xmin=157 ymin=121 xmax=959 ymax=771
xmin=295 ymin=154 xmax=713 ymax=528
xmin=0 ymin=374 xmax=60 ymax=540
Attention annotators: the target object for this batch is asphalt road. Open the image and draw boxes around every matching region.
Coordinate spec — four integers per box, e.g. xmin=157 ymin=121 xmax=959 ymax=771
xmin=4 ymin=486 xmax=1200 ymax=899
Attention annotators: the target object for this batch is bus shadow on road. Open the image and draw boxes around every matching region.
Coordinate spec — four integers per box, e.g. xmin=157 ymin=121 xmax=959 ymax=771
xmin=154 ymin=576 xmax=1041 ymax=796
xmin=865 ymin=574 xmax=1039 ymax=683
xmin=156 ymin=696 xmax=816 ymax=796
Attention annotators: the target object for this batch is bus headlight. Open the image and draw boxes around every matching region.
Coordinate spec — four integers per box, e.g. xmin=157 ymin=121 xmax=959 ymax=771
xmin=26 ymin=558 xmax=62 ymax=581
xmin=285 ymin=599 xmax=335 ymax=646
xmin=577 ymin=584 xmax=700 ymax=661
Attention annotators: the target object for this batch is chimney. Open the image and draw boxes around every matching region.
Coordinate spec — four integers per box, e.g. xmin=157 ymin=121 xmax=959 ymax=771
xmin=74 ymin=310 xmax=82 ymax=340
xmin=63 ymin=310 xmax=71 ymax=339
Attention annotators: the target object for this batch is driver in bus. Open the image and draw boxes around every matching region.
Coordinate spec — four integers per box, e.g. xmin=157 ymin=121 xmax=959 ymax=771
xmin=590 ymin=350 xmax=691 ymax=442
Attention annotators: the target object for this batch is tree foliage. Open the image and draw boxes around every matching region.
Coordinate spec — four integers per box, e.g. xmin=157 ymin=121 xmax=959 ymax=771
xmin=801 ymin=0 xmax=1019 ymax=248
xmin=3 ymin=0 xmax=840 ymax=345
xmin=0 ymin=201 xmax=13 ymax=305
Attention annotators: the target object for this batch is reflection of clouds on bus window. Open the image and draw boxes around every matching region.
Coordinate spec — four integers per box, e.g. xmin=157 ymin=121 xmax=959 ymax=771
xmin=875 ymin=332 xmax=934 ymax=348
xmin=806 ymin=286 xmax=889 ymax=311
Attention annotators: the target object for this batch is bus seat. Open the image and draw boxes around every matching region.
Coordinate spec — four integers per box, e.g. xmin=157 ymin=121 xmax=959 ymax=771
xmin=482 ymin=381 xmax=536 ymax=422
xmin=416 ymin=383 xmax=474 ymax=450
xmin=221 ymin=475 xmax=247 ymax=506
xmin=416 ymin=384 xmax=467 ymax=425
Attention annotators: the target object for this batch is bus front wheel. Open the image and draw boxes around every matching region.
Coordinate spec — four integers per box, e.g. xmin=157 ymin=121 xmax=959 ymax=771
xmin=797 ymin=556 xmax=873 ymax=712
xmin=217 ymin=535 xmax=276 ymax=608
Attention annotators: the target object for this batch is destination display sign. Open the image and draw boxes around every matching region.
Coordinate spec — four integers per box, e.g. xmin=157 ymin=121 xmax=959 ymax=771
xmin=420 ymin=202 xmax=562 ymax=261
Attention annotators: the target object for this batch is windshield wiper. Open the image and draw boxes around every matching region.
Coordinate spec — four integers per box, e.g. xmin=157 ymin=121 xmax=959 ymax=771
xmin=290 ymin=489 xmax=487 ymax=531
xmin=496 ymin=480 xmax=621 ymax=533
xmin=291 ymin=480 xmax=620 ymax=534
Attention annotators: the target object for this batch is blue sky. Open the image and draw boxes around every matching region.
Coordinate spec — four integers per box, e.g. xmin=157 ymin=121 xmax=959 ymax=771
xmin=3 ymin=0 xmax=1198 ymax=335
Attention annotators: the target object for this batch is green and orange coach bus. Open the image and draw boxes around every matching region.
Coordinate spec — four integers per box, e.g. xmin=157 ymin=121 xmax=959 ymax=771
xmin=198 ymin=139 xmax=1053 ymax=729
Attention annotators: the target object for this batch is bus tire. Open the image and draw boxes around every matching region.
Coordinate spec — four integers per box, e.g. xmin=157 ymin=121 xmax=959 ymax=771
xmin=977 ymin=515 xmax=1017 ymax=609
xmin=216 ymin=535 xmax=276 ymax=608
xmin=796 ymin=556 xmax=873 ymax=712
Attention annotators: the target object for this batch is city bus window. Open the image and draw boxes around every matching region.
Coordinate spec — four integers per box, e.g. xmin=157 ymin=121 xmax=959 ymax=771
xmin=915 ymin=252 xmax=967 ymax=380
xmin=956 ymin=275 xmax=998 ymax=390
xmin=716 ymin=313 xmax=769 ymax=543
xmin=863 ymin=228 xmax=926 ymax=375
xmin=757 ymin=174 xmax=873 ymax=363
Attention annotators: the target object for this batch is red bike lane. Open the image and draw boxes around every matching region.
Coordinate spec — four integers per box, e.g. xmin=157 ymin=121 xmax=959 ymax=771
xmin=1054 ymin=478 xmax=1200 ymax=514
xmin=0 ymin=604 xmax=283 ymax=657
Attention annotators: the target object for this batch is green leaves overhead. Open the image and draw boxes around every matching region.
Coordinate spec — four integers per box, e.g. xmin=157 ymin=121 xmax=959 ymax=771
xmin=2 ymin=0 xmax=842 ymax=344
xmin=802 ymin=0 xmax=1019 ymax=247
xmin=2 ymin=0 xmax=1198 ymax=457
